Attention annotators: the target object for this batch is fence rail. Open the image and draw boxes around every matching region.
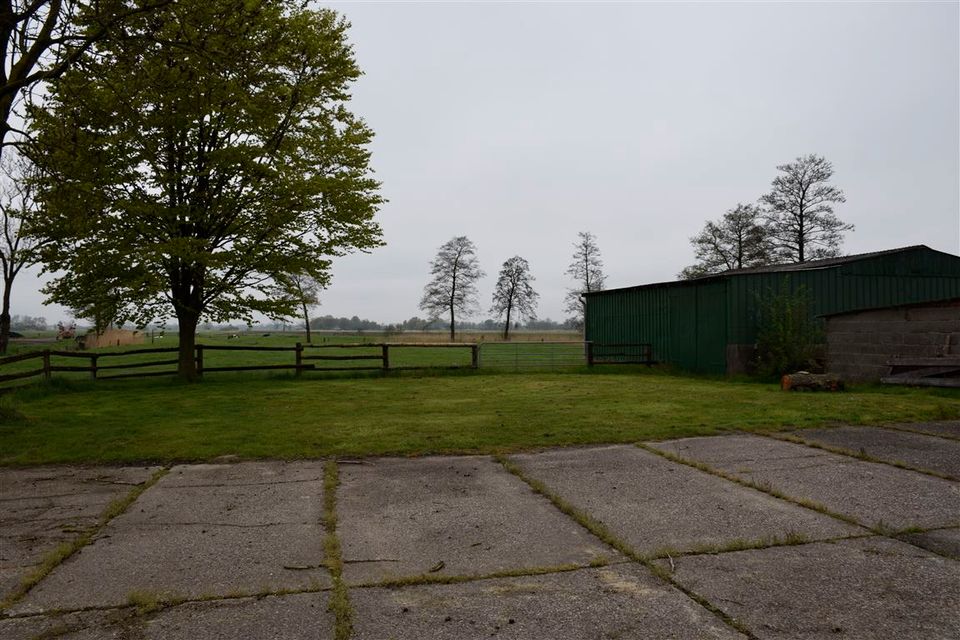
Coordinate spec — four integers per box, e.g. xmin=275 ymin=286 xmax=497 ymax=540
xmin=0 ymin=342 xmax=482 ymax=389
xmin=0 ymin=341 xmax=654 ymax=389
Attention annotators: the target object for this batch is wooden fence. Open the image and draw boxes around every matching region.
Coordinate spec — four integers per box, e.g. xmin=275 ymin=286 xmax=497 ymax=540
xmin=0 ymin=341 xmax=653 ymax=390
xmin=0 ymin=347 xmax=182 ymax=385
xmin=301 ymin=342 xmax=479 ymax=372
xmin=0 ymin=342 xmax=480 ymax=388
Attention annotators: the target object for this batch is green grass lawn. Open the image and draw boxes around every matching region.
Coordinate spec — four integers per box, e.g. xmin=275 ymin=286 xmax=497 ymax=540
xmin=2 ymin=368 xmax=957 ymax=466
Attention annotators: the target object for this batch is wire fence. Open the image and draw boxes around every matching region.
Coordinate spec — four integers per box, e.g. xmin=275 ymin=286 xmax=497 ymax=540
xmin=478 ymin=341 xmax=587 ymax=370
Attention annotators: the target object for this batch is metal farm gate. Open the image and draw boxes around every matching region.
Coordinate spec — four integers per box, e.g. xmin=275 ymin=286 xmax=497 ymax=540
xmin=477 ymin=341 xmax=653 ymax=371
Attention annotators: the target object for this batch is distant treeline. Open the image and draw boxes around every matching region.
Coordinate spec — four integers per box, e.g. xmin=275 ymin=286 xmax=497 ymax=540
xmin=9 ymin=315 xmax=49 ymax=331
xmin=11 ymin=314 xmax=579 ymax=335
xmin=301 ymin=315 xmax=579 ymax=332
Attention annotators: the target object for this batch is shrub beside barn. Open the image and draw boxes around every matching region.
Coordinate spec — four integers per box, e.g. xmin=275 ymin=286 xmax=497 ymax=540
xmin=583 ymin=245 xmax=960 ymax=375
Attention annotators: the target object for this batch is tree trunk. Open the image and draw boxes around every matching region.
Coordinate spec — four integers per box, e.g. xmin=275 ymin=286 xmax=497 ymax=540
xmin=449 ymin=305 xmax=455 ymax=341
xmin=302 ymin=301 xmax=312 ymax=344
xmin=175 ymin=309 xmax=200 ymax=381
xmin=0 ymin=277 xmax=11 ymax=355
xmin=797 ymin=215 xmax=805 ymax=263
xmin=781 ymin=372 xmax=843 ymax=392
xmin=503 ymin=303 xmax=512 ymax=340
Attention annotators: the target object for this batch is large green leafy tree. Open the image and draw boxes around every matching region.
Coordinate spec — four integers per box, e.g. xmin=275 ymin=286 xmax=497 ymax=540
xmin=0 ymin=0 xmax=169 ymax=353
xmin=29 ymin=1 xmax=383 ymax=379
xmin=1 ymin=0 xmax=169 ymax=156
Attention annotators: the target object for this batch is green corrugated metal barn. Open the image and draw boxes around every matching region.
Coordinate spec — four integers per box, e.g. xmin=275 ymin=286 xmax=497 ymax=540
xmin=583 ymin=245 xmax=960 ymax=374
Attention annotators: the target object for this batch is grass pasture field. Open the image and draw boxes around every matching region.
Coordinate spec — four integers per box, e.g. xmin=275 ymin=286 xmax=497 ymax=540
xmin=0 ymin=330 xmax=586 ymax=386
xmin=1 ymin=365 xmax=958 ymax=466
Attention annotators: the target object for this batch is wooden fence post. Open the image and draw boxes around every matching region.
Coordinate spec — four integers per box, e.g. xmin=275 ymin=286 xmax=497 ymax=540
xmin=90 ymin=354 xmax=98 ymax=380
xmin=196 ymin=345 xmax=204 ymax=378
xmin=471 ymin=344 xmax=479 ymax=369
xmin=295 ymin=343 xmax=303 ymax=377
xmin=586 ymin=341 xmax=594 ymax=367
xmin=381 ymin=344 xmax=390 ymax=371
xmin=42 ymin=350 xmax=51 ymax=380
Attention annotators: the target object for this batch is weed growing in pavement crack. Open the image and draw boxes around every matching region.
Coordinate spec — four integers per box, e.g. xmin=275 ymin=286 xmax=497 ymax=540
xmin=494 ymin=454 xmax=757 ymax=639
xmin=0 ymin=467 xmax=170 ymax=612
xmin=324 ymin=461 xmax=353 ymax=640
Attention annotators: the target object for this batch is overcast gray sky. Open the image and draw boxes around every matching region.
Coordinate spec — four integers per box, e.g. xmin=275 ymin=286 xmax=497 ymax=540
xmin=13 ymin=1 xmax=960 ymax=325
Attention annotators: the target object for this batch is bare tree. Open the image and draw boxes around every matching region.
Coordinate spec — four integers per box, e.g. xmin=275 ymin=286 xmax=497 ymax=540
xmin=280 ymin=272 xmax=323 ymax=344
xmin=490 ymin=256 xmax=538 ymax=340
xmin=0 ymin=151 xmax=45 ymax=353
xmin=761 ymin=154 xmax=852 ymax=263
xmin=679 ymin=204 xmax=771 ymax=279
xmin=564 ymin=231 xmax=606 ymax=324
xmin=419 ymin=236 xmax=484 ymax=340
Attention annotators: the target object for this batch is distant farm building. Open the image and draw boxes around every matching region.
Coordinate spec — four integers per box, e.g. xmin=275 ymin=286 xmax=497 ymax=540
xmin=583 ymin=245 xmax=960 ymax=375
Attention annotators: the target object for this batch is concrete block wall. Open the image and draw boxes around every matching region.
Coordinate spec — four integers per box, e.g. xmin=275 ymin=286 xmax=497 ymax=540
xmin=826 ymin=300 xmax=960 ymax=381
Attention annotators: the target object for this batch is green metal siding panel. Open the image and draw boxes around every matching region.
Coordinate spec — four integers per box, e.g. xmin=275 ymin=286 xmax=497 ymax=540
xmin=668 ymin=287 xmax=697 ymax=369
xmin=585 ymin=280 xmax=728 ymax=373
xmin=585 ymin=285 xmax=674 ymax=364
xmin=695 ymin=281 xmax=728 ymax=373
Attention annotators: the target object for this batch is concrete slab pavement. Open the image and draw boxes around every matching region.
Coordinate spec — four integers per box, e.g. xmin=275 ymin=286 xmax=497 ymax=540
xmin=885 ymin=420 xmax=960 ymax=440
xmin=337 ymin=456 xmax=615 ymax=585
xmin=650 ymin=435 xmax=960 ymax=530
xmin=898 ymin=526 xmax=960 ymax=559
xmin=10 ymin=462 xmax=331 ymax=614
xmin=790 ymin=425 xmax=960 ymax=478
xmin=3 ymin=423 xmax=959 ymax=639
xmin=0 ymin=466 xmax=160 ymax=600
xmin=658 ymin=537 xmax=960 ymax=640
xmin=507 ymin=445 xmax=859 ymax=556
xmin=0 ymin=592 xmax=332 ymax=639
xmin=351 ymin=564 xmax=745 ymax=640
